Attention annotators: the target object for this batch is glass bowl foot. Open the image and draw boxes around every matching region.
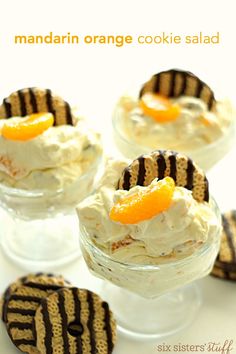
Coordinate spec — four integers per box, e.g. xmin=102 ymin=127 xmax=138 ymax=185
xmin=100 ymin=281 xmax=202 ymax=339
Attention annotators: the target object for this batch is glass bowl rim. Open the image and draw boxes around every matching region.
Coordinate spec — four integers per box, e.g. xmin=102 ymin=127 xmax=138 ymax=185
xmin=79 ymin=196 xmax=222 ymax=271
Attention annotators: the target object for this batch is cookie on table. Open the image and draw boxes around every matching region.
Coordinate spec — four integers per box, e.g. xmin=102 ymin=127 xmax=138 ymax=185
xmin=35 ymin=287 xmax=117 ymax=354
xmin=139 ymin=68 xmax=216 ymax=111
xmin=1 ymin=273 xmax=32 ymax=323
xmin=118 ymin=149 xmax=209 ymax=203
xmin=4 ymin=273 xmax=70 ymax=354
xmin=0 ymin=87 xmax=75 ymax=126
xmin=211 ymin=210 xmax=236 ymax=281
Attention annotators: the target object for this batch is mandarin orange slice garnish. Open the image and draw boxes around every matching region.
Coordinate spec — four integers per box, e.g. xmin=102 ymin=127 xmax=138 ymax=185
xmin=140 ymin=93 xmax=180 ymax=123
xmin=1 ymin=113 xmax=54 ymax=141
xmin=110 ymin=177 xmax=175 ymax=225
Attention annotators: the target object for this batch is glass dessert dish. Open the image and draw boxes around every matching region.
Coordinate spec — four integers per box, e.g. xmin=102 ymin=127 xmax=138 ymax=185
xmin=0 ymin=153 xmax=103 ymax=270
xmin=112 ymin=69 xmax=235 ymax=171
xmin=77 ymin=152 xmax=222 ymax=338
xmin=0 ymin=87 xmax=103 ymax=269
xmin=80 ymin=198 xmax=221 ymax=338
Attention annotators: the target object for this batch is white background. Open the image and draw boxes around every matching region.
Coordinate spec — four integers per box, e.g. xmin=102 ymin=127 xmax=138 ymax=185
xmin=0 ymin=0 xmax=236 ymax=353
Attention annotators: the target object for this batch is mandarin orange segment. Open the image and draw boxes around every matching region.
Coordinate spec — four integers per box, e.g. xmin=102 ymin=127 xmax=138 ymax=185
xmin=110 ymin=177 xmax=175 ymax=225
xmin=199 ymin=115 xmax=212 ymax=127
xmin=140 ymin=93 xmax=180 ymax=123
xmin=2 ymin=113 xmax=54 ymax=141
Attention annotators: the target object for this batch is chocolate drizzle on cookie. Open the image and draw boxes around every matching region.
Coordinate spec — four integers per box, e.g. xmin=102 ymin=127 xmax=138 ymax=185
xmin=3 ymin=98 xmax=12 ymax=117
xmin=0 ymin=87 xmax=75 ymax=126
xmin=13 ymin=339 xmax=36 ymax=347
xmin=118 ymin=150 xmax=209 ymax=203
xmin=87 ymin=291 xmax=97 ymax=354
xmin=102 ymin=302 xmax=114 ymax=354
xmin=7 ymin=308 xmax=36 ymax=316
xmin=17 ymin=89 xmax=27 ymax=116
xmin=65 ymin=101 xmax=73 ymax=126
xmin=9 ymin=294 xmax=42 ymax=303
xmin=58 ymin=291 xmax=70 ymax=354
xmin=23 ymin=281 xmax=66 ymax=291
xmin=72 ymin=287 xmax=83 ymax=354
xmin=42 ymin=299 xmax=53 ymax=354
xmin=137 ymin=156 xmax=146 ymax=186
xmin=168 ymin=152 xmax=177 ymax=181
xmin=122 ymin=169 xmax=131 ymax=191
xmin=139 ymin=69 xmax=216 ymax=111
xmin=8 ymin=321 xmax=32 ymax=330
xmin=29 ymin=87 xmax=38 ymax=113
xmin=185 ymin=158 xmax=195 ymax=190
xmin=156 ymin=153 xmax=166 ymax=180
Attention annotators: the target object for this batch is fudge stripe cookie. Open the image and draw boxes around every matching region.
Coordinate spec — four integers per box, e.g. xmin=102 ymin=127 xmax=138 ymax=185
xmin=0 ymin=87 xmax=75 ymax=126
xmin=4 ymin=274 xmax=70 ymax=354
xmin=35 ymin=287 xmax=117 ymax=354
xmin=118 ymin=150 xmax=209 ymax=203
xmin=139 ymin=69 xmax=216 ymax=111
xmin=211 ymin=210 xmax=236 ymax=281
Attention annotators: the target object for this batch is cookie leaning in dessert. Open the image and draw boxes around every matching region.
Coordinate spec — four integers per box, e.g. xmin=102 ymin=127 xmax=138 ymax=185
xmin=34 ymin=287 xmax=117 ymax=354
xmin=0 ymin=87 xmax=74 ymax=126
xmin=2 ymin=273 xmax=71 ymax=354
xmin=211 ymin=210 xmax=236 ymax=281
xmin=117 ymin=150 xmax=209 ymax=203
xmin=139 ymin=68 xmax=216 ymax=111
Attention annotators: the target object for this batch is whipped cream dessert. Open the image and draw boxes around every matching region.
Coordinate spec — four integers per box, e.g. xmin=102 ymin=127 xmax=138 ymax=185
xmin=116 ymin=95 xmax=232 ymax=151
xmin=78 ymin=158 xmax=221 ymax=297
xmin=113 ymin=70 xmax=234 ymax=170
xmin=0 ymin=116 xmax=102 ymax=191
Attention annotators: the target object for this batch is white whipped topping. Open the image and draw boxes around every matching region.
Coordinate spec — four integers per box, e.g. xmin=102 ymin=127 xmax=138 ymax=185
xmin=0 ymin=117 xmax=102 ymax=190
xmin=78 ymin=158 xmax=220 ymax=264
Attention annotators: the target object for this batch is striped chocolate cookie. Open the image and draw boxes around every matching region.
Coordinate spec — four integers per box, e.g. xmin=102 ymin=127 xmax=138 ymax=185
xmin=1 ymin=274 xmax=31 ymax=324
xmin=35 ymin=287 xmax=117 ymax=354
xmin=118 ymin=150 xmax=209 ymax=203
xmin=4 ymin=273 xmax=70 ymax=354
xmin=211 ymin=210 xmax=236 ymax=281
xmin=0 ymin=87 xmax=74 ymax=126
xmin=139 ymin=69 xmax=216 ymax=111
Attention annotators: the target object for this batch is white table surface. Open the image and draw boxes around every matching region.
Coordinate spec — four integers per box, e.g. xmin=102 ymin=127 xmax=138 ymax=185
xmin=0 ymin=130 xmax=236 ymax=354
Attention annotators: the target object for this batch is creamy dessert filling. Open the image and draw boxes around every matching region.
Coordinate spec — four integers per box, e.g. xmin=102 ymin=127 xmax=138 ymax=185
xmin=78 ymin=159 xmax=219 ymax=265
xmin=0 ymin=115 xmax=102 ymax=190
xmin=116 ymin=95 xmax=232 ymax=151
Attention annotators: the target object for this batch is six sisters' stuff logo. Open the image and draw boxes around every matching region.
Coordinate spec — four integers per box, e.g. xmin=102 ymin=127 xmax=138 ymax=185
xmin=156 ymin=340 xmax=234 ymax=353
